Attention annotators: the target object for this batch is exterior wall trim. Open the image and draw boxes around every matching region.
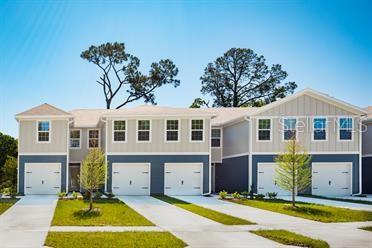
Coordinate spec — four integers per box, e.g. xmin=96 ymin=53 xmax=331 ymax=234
xmin=252 ymin=151 xmax=360 ymax=155
xmin=106 ymin=152 xmax=210 ymax=155
xmin=362 ymin=154 xmax=372 ymax=158
xmin=19 ymin=152 xmax=68 ymax=156
xmin=222 ymin=152 xmax=250 ymax=160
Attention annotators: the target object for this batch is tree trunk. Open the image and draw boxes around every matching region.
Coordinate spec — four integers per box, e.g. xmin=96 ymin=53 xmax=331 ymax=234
xmin=89 ymin=190 xmax=93 ymax=211
xmin=292 ymin=162 xmax=296 ymax=207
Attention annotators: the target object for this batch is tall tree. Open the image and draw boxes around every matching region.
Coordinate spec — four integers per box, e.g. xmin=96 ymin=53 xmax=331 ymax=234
xmin=0 ymin=133 xmax=17 ymax=187
xmin=275 ymin=139 xmax=311 ymax=207
xmin=196 ymin=48 xmax=297 ymax=107
xmin=1 ymin=156 xmax=17 ymax=191
xmin=81 ymin=42 xmax=180 ymax=109
xmin=80 ymin=148 xmax=106 ymax=212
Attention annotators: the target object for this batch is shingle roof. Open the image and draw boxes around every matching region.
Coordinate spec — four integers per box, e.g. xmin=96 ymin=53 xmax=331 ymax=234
xmin=365 ymin=106 xmax=372 ymax=120
xmin=16 ymin=103 xmax=71 ymax=118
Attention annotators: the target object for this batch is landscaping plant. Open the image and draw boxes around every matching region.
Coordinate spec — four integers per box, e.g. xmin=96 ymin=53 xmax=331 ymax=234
xmin=58 ymin=192 xmax=67 ymax=200
xmin=80 ymin=148 xmax=106 ymax=212
xmin=232 ymin=192 xmax=241 ymax=199
xmin=219 ymin=190 xmax=228 ymax=199
xmin=267 ymin=192 xmax=278 ymax=199
xmin=275 ymin=139 xmax=311 ymax=207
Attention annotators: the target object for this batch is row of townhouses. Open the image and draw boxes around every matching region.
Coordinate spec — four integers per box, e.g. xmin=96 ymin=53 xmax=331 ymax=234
xmin=15 ymin=88 xmax=372 ymax=196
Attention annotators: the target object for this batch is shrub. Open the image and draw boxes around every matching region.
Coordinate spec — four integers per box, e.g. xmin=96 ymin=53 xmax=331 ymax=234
xmin=232 ymin=192 xmax=241 ymax=199
xmin=72 ymin=191 xmax=78 ymax=200
xmin=94 ymin=191 xmax=103 ymax=199
xmin=241 ymin=191 xmax=249 ymax=199
xmin=2 ymin=187 xmax=11 ymax=196
xmin=255 ymin=194 xmax=265 ymax=199
xmin=105 ymin=192 xmax=115 ymax=199
xmin=219 ymin=190 xmax=228 ymax=199
xmin=58 ymin=192 xmax=67 ymax=199
xmin=267 ymin=192 xmax=278 ymax=199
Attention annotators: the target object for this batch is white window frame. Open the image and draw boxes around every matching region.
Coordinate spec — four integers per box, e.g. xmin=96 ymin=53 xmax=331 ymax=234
xmin=256 ymin=118 xmax=272 ymax=142
xmin=36 ymin=120 xmax=51 ymax=143
xmin=87 ymin=129 xmax=100 ymax=149
xmin=211 ymin=128 xmax=222 ymax=147
xmin=282 ymin=117 xmax=298 ymax=142
xmin=69 ymin=129 xmax=81 ymax=149
xmin=112 ymin=120 xmax=127 ymax=143
xmin=312 ymin=117 xmax=328 ymax=142
xmin=136 ymin=119 xmax=152 ymax=143
xmin=190 ymin=119 xmax=205 ymax=142
xmin=164 ymin=119 xmax=180 ymax=143
xmin=337 ymin=117 xmax=353 ymax=142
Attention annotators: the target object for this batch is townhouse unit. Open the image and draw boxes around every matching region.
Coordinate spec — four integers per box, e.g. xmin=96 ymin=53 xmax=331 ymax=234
xmin=15 ymin=88 xmax=369 ymax=196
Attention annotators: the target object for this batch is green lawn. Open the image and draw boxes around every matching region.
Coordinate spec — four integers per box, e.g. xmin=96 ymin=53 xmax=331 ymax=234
xmin=251 ymin=229 xmax=329 ymax=248
xmin=45 ymin=232 xmax=186 ymax=248
xmin=226 ymin=198 xmax=372 ymax=223
xmin=0 ymin=198 xmax=18 ymax=215
xmin=154 ymin=195 xmax=254 ymax=225
xmin=302 ymin=194 xmax=372 ymax=205
xmin=51 ymin=199 xmax=154 ymax=226
xmin=359 ymin=226 xmax=372 ymax=232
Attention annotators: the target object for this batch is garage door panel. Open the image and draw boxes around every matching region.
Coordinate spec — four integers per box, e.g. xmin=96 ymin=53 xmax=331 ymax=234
xmin=312 ymin=163 xmax=351 ymax=196
xmin=25 ymin=163 xmax=61 ymax=195
xmin=164 ymin=163 xmax=202 ymax=195
xmin=112 ymin=163 xmax=150 ymax=195
xmin=257 ymin=163 xmax=291 ymax=196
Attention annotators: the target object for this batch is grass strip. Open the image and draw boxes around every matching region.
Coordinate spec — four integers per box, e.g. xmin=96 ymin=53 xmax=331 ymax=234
xmin=0 ymin=198 xmax=18 ymax=215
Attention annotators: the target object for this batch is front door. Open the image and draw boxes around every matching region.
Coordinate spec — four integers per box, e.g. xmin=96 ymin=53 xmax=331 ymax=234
xmin=69 ymin=163 xmax=80 ymax=192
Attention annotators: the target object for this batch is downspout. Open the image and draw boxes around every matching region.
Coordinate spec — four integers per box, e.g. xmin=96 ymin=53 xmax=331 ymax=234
xmin=66 ymin=118 xmax=74 ymax=193
xmin=101 ymin=117 xmax=108 ymax=193
xmin=203 ymin=117 xmax=213 ymax=196
xmin=245 ymin=115 xmax=252 ymax=192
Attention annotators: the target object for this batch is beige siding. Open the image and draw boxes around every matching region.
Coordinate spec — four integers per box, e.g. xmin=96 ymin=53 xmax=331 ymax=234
xmin=211 ymin=148 xmax=222 ymax=162
xmin=222 ymin=121 xmax=249 ymax=157
xmin=69 ymin=127 xmax=105 ymax=162
xmin=257 ymin=95 xmax=354 ymax=116
xmin=252 ymin=117 xmax=361 ymax=153
xmin=106 ymin=118 xmax=210 ymax=153
xmin=19 ymin=119 xmax=68 ymax=153
xmin=362 ymin=123 xmax=372 ymax=155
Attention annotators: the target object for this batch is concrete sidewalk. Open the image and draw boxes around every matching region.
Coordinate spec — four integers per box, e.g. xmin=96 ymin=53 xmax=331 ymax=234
xmin=0 ymin=195 xmax=58 ymax=248
xmin=118 ymin=196 xmax=289 ymax=248
xmin=174 ymin=196 xmax=372 ymax=248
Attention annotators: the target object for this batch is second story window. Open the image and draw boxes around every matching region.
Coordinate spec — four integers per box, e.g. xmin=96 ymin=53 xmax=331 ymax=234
xmin=113 ymin=120 xmax=126 ymax=142
xmin=37 ymin=121 xmax=50 ymax=142
xmin=258 ymin=119 xmax=271 ymax=141
xmin=283 ymin=118 xmax=296 ymax=141
xmin=339 ymin=117 xmax=353 ymax=141
xmin=211 ymin=129 xmax=221 ymax=147
xmin=137 ymin=120 xmax=151 ymax=142
xmin=88 ymin=129 xmax=100 ymax=148
xmin=191 ymin=119 xmax=204 ymax=142
xmin=70 ymin=129 xmax=81 ymax=148
xmin=313 ymin=118 xmax=327 ymax=141
xmin=166 ymin=120 xmax=179 ymax=142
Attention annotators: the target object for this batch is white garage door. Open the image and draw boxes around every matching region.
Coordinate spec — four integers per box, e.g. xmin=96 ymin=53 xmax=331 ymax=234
xmin=312 ymin=162 xmax=351 ymax=196
xmin=112 ymin=163 xmax=150 ymax=195
xmin=164 ymin=163 xmax=202 ymax=195
xmin=25 ymin=163 xmax=61 ymax=195
xmin=257 ymin=163 xmax=290 ymax=196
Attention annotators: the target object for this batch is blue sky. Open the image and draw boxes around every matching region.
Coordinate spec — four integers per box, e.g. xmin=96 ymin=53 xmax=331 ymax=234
xmin=1 ymin=0 xmax=371 ymax=137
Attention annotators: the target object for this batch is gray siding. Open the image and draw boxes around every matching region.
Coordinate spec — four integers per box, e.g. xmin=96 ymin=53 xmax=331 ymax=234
xmin=362 ymin=157 xmax=372 ymax=194
xmin=216 ymin=155 xmax=249 ymax=193
xmin=222 ymin=121 xmax=249 ymax=157
xmin=106 ymin=155 xmax=210 ymax=194
xmin=18 ymin=155 xmax=67 ymax=194
xmin=19 ymin=119 xmax=68 ymax=153
xmin=211 ymin=148 xmax=222 ymax=163
xmin=252 ymin=154 xmax=360 ymax=194
xmin=362 ymin=122 xmax=372 ymax=155
xmin=106 ymin=119 xmax=210 ymax=153
xmin=257 ymin=94 xmax=354 ymax=116
xmin=69 ymin=127 xmax=105 ymax=162
xmin=252 ymin=116 xmax=360 ymax=153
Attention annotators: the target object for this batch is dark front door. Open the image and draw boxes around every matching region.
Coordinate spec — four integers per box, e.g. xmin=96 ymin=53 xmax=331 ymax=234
xmin=69 ymin=163 xmax=80 ymax=192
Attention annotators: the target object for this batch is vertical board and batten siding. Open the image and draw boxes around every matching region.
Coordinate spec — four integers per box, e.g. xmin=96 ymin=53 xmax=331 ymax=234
xmin=211 ymin=148 xmax=222 ymax=162
xmin=252 ymin=94 xmax=360 ymax=153
xmin=19 ymin=120 xmax=68 ymax=153
xmin=222 ymin=120 xmax=249 ymax=157
xmin=106 ymin=119 xmax=210 ymax=153
xmin=69 ymin=126 xmax=105 ymax=162
xmin=362 ymin=123 xmax=372 ymax=155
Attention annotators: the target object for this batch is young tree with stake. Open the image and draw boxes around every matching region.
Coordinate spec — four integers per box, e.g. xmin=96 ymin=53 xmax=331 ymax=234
xmin=80 ymin=148 xmax=106 ymax=212
xmin=275 ymin=139 xmax=311 ymax=207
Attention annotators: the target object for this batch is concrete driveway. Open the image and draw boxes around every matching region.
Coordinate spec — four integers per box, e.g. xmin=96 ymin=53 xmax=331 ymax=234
xmin=0 ymin=195 xmax=57 ymax=248
xmin=118 ymin=196 xmax=288 ymax=248
xmin=174 ymin=196 xmax=372 ymax=248
xmin=278 ymin=196 xmax=372 ymax=211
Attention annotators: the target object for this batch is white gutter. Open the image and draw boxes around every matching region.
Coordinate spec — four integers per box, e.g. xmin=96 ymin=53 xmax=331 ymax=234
xmin=100 ymin=117 xmax=108 ymax=193
xmin=66 ymin=118 xmax=74 ymax=193
xmin=202 ymin=117 xmax=213 ymax=196
xmin=245 ymin=115 xmax=252 ymax=192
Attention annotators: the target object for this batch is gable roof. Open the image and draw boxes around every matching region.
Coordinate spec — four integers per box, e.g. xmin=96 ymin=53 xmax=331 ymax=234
xmin=364 ymin=106 xmax=372 ymax=122
xmin=16 ymin=103 xmax=72 ymax=119
xmin=250 ymin=88 xmax=368 ymax=116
